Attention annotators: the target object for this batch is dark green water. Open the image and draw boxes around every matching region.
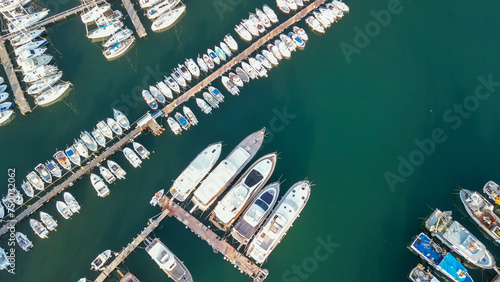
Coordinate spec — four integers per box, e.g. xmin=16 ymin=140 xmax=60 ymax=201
xmin=1 ymin=0 xmax=500 ymax=281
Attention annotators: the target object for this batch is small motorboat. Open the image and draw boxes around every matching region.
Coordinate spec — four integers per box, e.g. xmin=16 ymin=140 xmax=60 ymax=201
xmin=267 ymin=43 xmax=283 ymax=60
xmin=150 ymin=85 xmax=166 ymax=104
xmin=74 ymin=139 xmax=89 ymax=159
xmin=90 ymin=173 xmax=110 ymax=197
xmin=65 ymin=146 xmax=81 ymax=166
xmin=40 ymin=211 xmax=58 ymax=231
xmin=164 ymin=76 xmax=181 ymax=93
xmin=113 ymin=109 xmax=130 ymax=130
xmin=183 ymin=106 xmax=198 ymax=126
xmin=235 ymin=67 xmax=250 ymax=83
xmin=142 ymin=89 xmax=158 ymax=110
xmin=167 ymin=117 xmax=182 ymax=135
xmin=99 ymin=165 xmax=116 ymax=184
xmin=91 ymin=250 xmax=112 ymax=271
xmin=107 ymin=160 xmax=126 ymax=179
xmin=21 ymin=181 xmax=34 ymax=198
xmin=80 ymin=131 xmax=98 ymax=152
xmin=263 ymin=4 xmax=279 ymax=23
xmin=16 ymin=232 xmax=33 ymax=251
xmin=45 ymin=159 xmax=62 ymax=178
xmin=208 ymin=86 xmax=224 ymax=102
xmin=54 ymin=150 xmax=72 ymax=171
xmin=91 ymin=128 xmax=106 ymax=148
xmin=235 ymin=24 xmax=252 ymax=42
xmin=214 ymin=46 xmax=226 ymax=61
xmin=196 ymin=98 xmax=212 ymax=114
xmin=133 ymin=142 xmax=150 ymax=159
xmin=185 ymin=58 xmax=200 ymax=78
xmin=293 ymin=25 xmax=309 ymax=41
xmin=229 ymin=72 xmax=244 ymax=87
xmin=107 ymin=118 xmax=123 ymax=136
xmin=262 ymin=50 xmax=279 ymax=66
xmin=220 ymin=41 xmax=232 ymax=57
xmin=177 ymin=63 xmax=192 ymax=82
xmin=0 ymin=92 xmax=9 ymax=103
xmin=30 ymin=219 xmax=49 ymax=239
xmin=150 ymin=189 xmax=164 ymax=206
xmin=174 ymin=112 xmax=191 ymax=130
xmin=156 ymin=81 xmax=173 ymax=99
xmin=123 ymin=147 xmax=142 ymax=168
xmin=56 ymin=200 xmax=73 ymax=219
xmin=35 ymin=163 xmax=52 ymax=183
xmin=96 ymin=120 xmax=113 ymax=139
xmin=223 ymin=34 xmax=238 ymax=51
xmin=197 ymin=56 xmax=209 ymax=73
xmin=64 ymin=192 xmax=81 ymax=213
xmin=207 ymin=49 xmax=220 ymax=65
xmin=203 ymin=54 xmax=215 ymax=70
xmin=255 ymin=54 xmax=272 ymax=70
xmin=27 ymin=171 xmax=45 ymax=190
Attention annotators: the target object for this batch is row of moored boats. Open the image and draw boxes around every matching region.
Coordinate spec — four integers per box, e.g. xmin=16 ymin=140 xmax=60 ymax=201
xmin=0 ymin=77 xmax=15 ymax=126
xmin=408 ymin=182 xmax=500 ymax=281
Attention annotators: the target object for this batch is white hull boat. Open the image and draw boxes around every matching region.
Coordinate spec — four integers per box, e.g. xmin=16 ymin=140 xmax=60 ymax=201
xmin=113 ymin=109 xmax=130 ymax=129
xmin=151 ymin=5 xmax=186 ymax=32
xmin=92 ymin=128 xmax=106 ymax=147
xmin=40 ymin=211 xmax=58 ymax=231
xmin=45 ymin=159 xmax=62 ymax=178
xmin=91 ymin=249 xmax=112 ymax=271
xmin=107 ymin=160 xmax=126 ymax=179
xmin=35 ymin=82 xmax=71 ymax=106
xmin=103 ymin=37 xmax=135 ymax=60
xmin=182 ymin=106 xmax=198 ymax=125
xmin=56 ymin=200 xmax=73 ymax=219
xmin=99 ymin=165 xmax=116 ymax=184
xmin=196 ymin=98 xmax=212 ymax=114
xmin=65 ymin=146 xmax=81 ymax=166
xmin=123 ymin=147 xmax=142 ymax=168
xmin=27 ymin=171 xmax=44 ymax=190
xmin=107 ymin=117 xmax=123 ymax=136
xmin=80 ymin=131 xmax=98 ymax=152
xmin=167 ymin=116 xmax=182 ymax=135
xmin=133 ymin=142 xmax=150 ymax=159
xmin=97 ymin=120 xmax=113 ymax=139
xmin=35 ymin=163 xmax=52 ymax=183
xmin=30 ymin=219 xmax=49 ymax=239
xmin=74 ymin=139 xmax=89 ymax=159
xmin=64 ymin=192 xmax=81 ymax=213
xmin=150 ymin=189 xmax=164 ymax=206
xmin=90 ymin=173 xmax=110 ymax=197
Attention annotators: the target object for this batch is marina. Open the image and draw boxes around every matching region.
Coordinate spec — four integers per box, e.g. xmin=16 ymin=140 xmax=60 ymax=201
xmin=0 ymin=40 xmax=30 ymax=114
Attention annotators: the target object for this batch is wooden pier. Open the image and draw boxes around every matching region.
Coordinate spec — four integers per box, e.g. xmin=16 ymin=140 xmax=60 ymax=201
xmin=159 ymin=196 xmax=269 ymax=281
xmin=0 ymin=40 xmax=30 ymax=114
xmin=95 ymin=210 xmax=170 ymax=282
xmin=120 ymin=0 xmax=147 ymax=38
xmin=160 ymin=0 xmax=326 ymax=116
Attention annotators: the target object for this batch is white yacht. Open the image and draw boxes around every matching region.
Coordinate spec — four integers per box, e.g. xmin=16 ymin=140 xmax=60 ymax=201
xmin=113 ymin=109 xmax=130 ymax=129
xmin=64 ymin=192 xmax=81 ymax=213
xmin=56 ymin=200 xmax=73 ymax=219
xmin=96 ymin=120 xmax=113 ymax=139
xmin=210 ymin=153 xmax=277 ymax=231
xmin=81 ymin=4 xmax=111 ymax=24
xmin=232 ymin=182 xmax=280 ymax=245
xmin=123 ymin=147 xmax=142 ymax=168
xmin=14 ymin=39 xmax=48 ymax=56
xmin=95 ymin=9 xmax=123 ymax=26
xmin=182 ymin=106 xmax=198 ymax=126
xmin=90 ymin=173 xmax=110 ymax=197
xmin=150 ymin=189 xmax=164 ymax=206
xmin=248 ymin=57 xmax=267 ymax=77
xmin=280 ymin=33 xmax=296 ymax=52
xmin=10 ymin=28 xmax=45 ymax=47
xmin=223 ymin=34 xmax=238 ymax=51
xmin=241 ymin=19 xmax=259 ymax=37
xmin=99 ymin=165 xmax=116 ymax=184
xmin=256 ymin=54 xmax=272 ymax=70
xmin=165 ymin=76 xmax=181 ymax=93
xmin=196 ymin=98 xmax=212 ymax=114
xmin=23 ymin=65 xmax=58 ymax=83
xmin=139 ymin=0 xmax=162 ymax=9
xmin=7 ymin=10 xmax=49 ymax=33
xmin=27 ymin=171 xmax=44 ymax=190
xmin=107 ymin=117 xmax=123 ymax=136
xmin=285 ymin=0 xmax=297 ymax=10
xmin=151 ymin=4 xmax=186 ymax=32
xmin=30 ymin=218 xmax=49 ymax=239
xmin=103 ymin=37 xmax=135 ymax=60
xmin=235 ymin=24 xmax=252 ymax=42
xmin=74 ymin=139 xmax=89 ymax=159
xmin=133 ymin=142 xmax=150 ymax=159
xmin=314 ymin=10 xmax=330 ymax=28
xmin=191 ymin=128 xmax=266 ymax=212
xmin=91 ymin=249 xmax=112 ymax=271
xmin=92 ymin=128 xmax=106 ymax=147
xmin=35 ymin=82 xmax=71 ymax=106
xmin=80 ymin=131 xmax=98 ymax=152
xmin=169 ymin=142 xmax=222 ymax=202
xmin=18 ymin=54 xmax=53 ymax=73
xmin=27 ymin=71 xmax=62 ymax=95
xmin=146 ymin=0 xmax=180 ymax=19
xmin=107 ymin=160 xmax=126 ymax=179
xmin=40 ymin=211 xmax=58 ymax=231
xmin=0 ymin=109 xmax=13 ymax=126
xmin=425 ymin=209 xmax=495 ymax=269
xmin=18 ymin=47 xmax=47 ymax=60
xmin=156 ymin=81 xmax=173 ymax=99
xmin=145 ymin=238 xmax=193 ymax=281
xmin=247 ymin=180 xmax=311 ymax=263
xmin=167 ymin=117 xmax=182 ymax=135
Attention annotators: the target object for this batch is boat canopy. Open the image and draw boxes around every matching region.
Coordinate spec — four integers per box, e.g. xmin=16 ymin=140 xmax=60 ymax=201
xmin=244 ymin=170 xmax=264 ymax=187
xmin=439 ymin=253 xmax=471 ymax=282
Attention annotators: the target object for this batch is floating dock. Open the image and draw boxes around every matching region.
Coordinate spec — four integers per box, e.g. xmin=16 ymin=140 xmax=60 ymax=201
xmin=120 ymin=0 xmax=147 ymax=38
xmin=0 ymin=40 xmax=30 ymax=114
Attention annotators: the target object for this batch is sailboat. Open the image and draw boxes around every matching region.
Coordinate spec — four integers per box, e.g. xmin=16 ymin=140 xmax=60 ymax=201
xmin=146 ymin=0 xmax=180 ymax=20
xmin=35 ymin=82 xmax=71 ymax=106
xmin=151 ymin=4 xmax=186 ymax=32
xmin=103 ymin=37 xmax=135 ymax=60
xmin=102 ymin=28 xmax=133 ymax=48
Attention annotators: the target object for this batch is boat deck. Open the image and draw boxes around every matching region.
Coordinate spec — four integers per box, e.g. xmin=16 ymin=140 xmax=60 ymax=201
xmin=0 ymin=40 xmax=31 ymax=114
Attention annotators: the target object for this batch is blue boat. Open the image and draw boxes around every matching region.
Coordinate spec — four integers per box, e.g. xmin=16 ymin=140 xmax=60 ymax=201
xmin=0 ymin=102 xmax=14 ymax=111
xmin=410 ymin=233 xmax=473 ymax=282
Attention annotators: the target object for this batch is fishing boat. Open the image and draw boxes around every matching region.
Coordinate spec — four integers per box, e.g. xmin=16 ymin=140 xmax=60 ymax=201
xmin=207 ymin=49 xmax=220 ymax=65
xmin=74 ymin=139 xmax=89 ymax=158
xmin=142 ymin=90 xmax=158 ymax=110
xmin=220 ymin=42 xmax=232 ymax=57
xmin=0 ymin=247 xmax=9 ymax=270
xmin=0 ymin=93 xmax=8 ymax=103
xmin=185 ymin=58 xmax=200 ymax=78
xmin=256 ymin=8 xmax=271 ymax=28
xmin=174 ymin=112 xmax=190 ymax=130
xmin=332 ymin=0 xmax=349 ymax=12
xmin=80 ymin=131 xmax=99 ymax=152
xmin=182 ymin=106 xmax=198 ymax=126
xmin=21 ymin=181 xmax=34 ymax=198
xmin=203 ymin=92 xmax=219 ymax=108
xmin=150 ymin=189 xmax=164 ymax=206
xmin=10 ymin=28 xmax=45 ymax=47
xmin=35 ymin=82 xmax=71 ymax=106
xmin=235 ymin=67 xmax=250 ymax=83
xmin=64 ymin=192 xmax=81 ymax=213
xmin=27 ymin=171 xmax=45 ymax=190
xmin=107 ymin=160 xmax=126 ymax=179
xmin=214 ymin=46 xmax=226 ymax=61
xmin=202 ymin=54 xmax=215 ymax=70
xmin=106 ymin=118 xmax=123 ymax=136
xmin=167 ymin=117 xmax=182 ymax=135
xmin=210 ymin=153 xmax=277 ymax=231
xmin=191 ymin=128 xmax=266 ymax=212
xmin=276 ymin=0 xmax=290 ymax=14
xmin=150 ymin=86 xmax=165 ymax=104
xmin=483 ymin=180 xmax=500 ymax=205
xmin=235 ymin=24 xmax=252 ymax=42
xmin=306 ymin=15 xmax=325 ymax=33
xmin=0 ymin=109 xmax=12 ymax=126
xmin=221 ymin=75 xmax=239 ymax=95
xmin=409 ymin=233 xmax=472 ymax=282
xmin=103 ymin=37 xmax=135 ymax=60
xmin=146 ymin=0 xmax=180 ymax=20
xmin=123 ymin=147 xmax=142 ymax=168
xmin=81 ymin=4 xmax=111 ymax=24
xmin=27 ymin=72 xmax=62 ymax=95
xmin=102 ymin=28 xmax=132 ymax=48
xmin=409 ymin=264 xmax=441 ymax=282
xmin=35 ymin=163 xmax=52 ymax=183
xmin=241 ymin=61 xmax=258 ymax=79
xmin=288 ymin=31 xmax=305 ymax=48
xmin=263 ymin=4 xmax=279 ymax=23
xmin=65 ymin=146 xmax=81 ymax=166
xmin=40 ymin=211 xmax=58 ymax=231
xmin=208 ymin=86 xmax=224 ymax=102
xmin=87 ymin=21 xmax=124 ymax=39
xmin=96 ymin=121 xmax=113 ymax=140
xmin=156 ymin=81 xmax=173 ymax=99
xmin=23 ymin=65 xmax=58 ymax=83
xmin=45 ymin=159 xmax=62 ymax=178
xmin=196 ymin=98 xmax=212 ymax=114
xmin=276 ymin=39 xmax=291 ymax=59
xmin=91 ymin=250 xmax=112 ymax=271
xmin=165 ymin=76 xmax=181 ymax=93
xmin=95 ymin=9 xmax=123 ymax=26
xmin=30 ymin=219 xmax=49 ymax=239
xmin=113 ymin=109 xmax=130 ymax=129
xmin=293 ymin=26 xmax=309 ymax=41
xmin=196 ymin=56 xmax=209 ymax=73
xmin=56 ymin=200 xmax=73 ymax=219
xmin=91 ymin=128 xmax=106 ymax=147
xmin=267 ymin=43 xmax=283 ymax=60
xmin=460 ymin=189 xmax=500 ymax=244
xmin=247 ymin=180 xmax=311 ymax=263
xmin=132 ymin=142 xmax=150 ymax=159
xmin=255 ymin=54 xmax=272 ymax=70
xmin=169 ymin=142 xmax=222 ymax=201
xmin=229 ymin=72 xmax=244 ymax=87
xmin=18 ymin=54 xmax=53 ymax=73
xmin=99 ymin=165 xmax=116 ymax=184
xmin=145 ymin=238 xmax=193 ymax=281
xmin=16 ymin=232 xmax=33 ymax=251
xmin=151 ymin=4 xmax=186 ymax=32
xmin=425 ymin=208 xmax=495 ymax=269
xmin=177 ymin=63 xmax=192 ymax=82
xmin=232 ymin=182 xmax=280 ymax=245
xmin=18 ymin=47 xmax=47 ymax=60
xmin=223 ymin=34 xmax=238 ymax=51
xmin=90 ymin=173 xmax=110 ymax=197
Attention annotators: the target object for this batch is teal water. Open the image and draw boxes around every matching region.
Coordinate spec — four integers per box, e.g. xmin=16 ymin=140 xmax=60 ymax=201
xmin=2 ymin=0 xmax=500 ymax=281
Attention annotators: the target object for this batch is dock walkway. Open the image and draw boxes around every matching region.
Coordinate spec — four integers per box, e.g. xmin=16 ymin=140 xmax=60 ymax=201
xmin=120 ymin=0 xmax=147 ymax=38
xmin=0 ymin=40 xmax=30 ymax=114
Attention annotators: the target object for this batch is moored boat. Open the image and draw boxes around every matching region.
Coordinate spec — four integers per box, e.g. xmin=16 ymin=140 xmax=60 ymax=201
xmin=221 ymin=75 xmax=239 ymax=95
xmin=107 ymin=117 xmax=123 ymax=136
xmin=255 ymin=54 xmax=272 ymax=70
xmin=16 ymin=232 xmax=33 ymax=251
xmin=107 ymin=160 xmax=126 ymax=179
xmin=267 ymin=43 xmax=283 ymax=60
xmin=185 ymin=58 xmax=200 ymax=78
xmin=156 ymin=81 xmax=174 ymax=99
xmin=123 ymin=147 xmax=142 ymax=168
xmin=202 ymin=54 xmax=215 ymax=70
xmin=27 ymin=171 xmax=45 ymax=190
xmin=133 ymin=142 xmax=150 ymax=159
xmin=182 ymin=106 xmax=198 ymax=126
xmin=235 ymin=67 xmax=250 ymax=83
xmin=103 ymin=37 xmax=135 ymax=60
xmin=113 ymin=109 xmax=130 ymax=130
xmin=174 ymin=112 xmax=190 ymax=130
xmin=90 ymin=173 xmax=110 ymax=197
xmin=56 ymin=200 xmax=73 ymax=219
xmin=40 ymin=211 xmax=58 ymax=231
xmin=146 ymin=0 xmax=180 ymax=20
xmin=0 ymin=109 xmax=13 ymax=125
xmin=460 ymin=189 xmax=500 ymax=244
xmin=102 ymin=28 xmax=132 ymax=48
xmin=99 ymin=165 xmax=116 ymax=184
xmin=177 ymin=63 xmax=192 ymax=82
xmin=214 ymin=46 xmax=226 ymax=61
xmin=229 ymin=72 xmax=244 ymax=87
xmin=256 ymin=8 xmax=271 ymax=28
xmin=87 ymin=20 xmax=124 ymax=40
xmin=96 ymin=120 xmax=113 ymax=139
xmin=288 ymin=31 xmax=305 ymax=49
xmin=145 ymin=238 xmax=193 ymax=281
xmin=64 ymin=192 xmax=81 ymax=213
xmin=196 ymin=98 xmax=212 ymax=114
xmin=197 ymin=56 xmax=209 ymax=73
xmin=165 ymin=76 xmax=181 ymax=93
xmin=235 ymin=24 xmax=252 ymax=42
xmin=409 ymin=264 xmax=441 ymax=282
xmin=65 ymin=146 xmax=81 ymax=166
xmin=150 ymin=189 xmax=164 ymax=206
xmin=74 ymin=139 xmax=89 ymax=159
xmin=0 ymin=247 xmax=9 ymax=270
xmin=21 ymin=181 xmax=34 ymax=198
xmin=151 ymin=4 xmax=186 ymax=32
xmin=332 ymin=0 xmax=349 ymax=13
xmin=92 ymin=128 xmax=106 ymax=147
xmin=35 ymin=82 xmax=71 ymax=106
xmin=167 ymin=117 xmax=182 ymax=135
xmin=34 ymin=163 xmax=52 ymax=183
xmin=30 ymin=218 xmax=49 ymax=239
xmin=207 ymin=48 xmax=220 ymax=65
xmin=483 ymin=180 xmax=500 ymax=205
xmin=10 ymin=28 xmax=45 ymax=47
xmin=80 ymin=131 xmax=99 ymax=152
xmin=262 ymin=50 xmax=279 ymax=67
xmin=223 ymin=34 xmax=238 ymax=51
xmin=203 ymin=92 xmax=219 ymax=108
xmin=276 ymin=0 xmax=290 ymax=14
xmin=306 ymin=15 xmax=325 ymax=33
xmin=142 ymin=89 xmax=158 ymax=110
xmin=275 ymin=39 xmax=291 ymax=59
xmin=45 ymin=159 xmax=62 ymax=178
xmin=91 ymin=249 xmax=112 ymax=271
xmin=263 ymin=5 xmax=279 ymax=23
xmin=208 ymin=86 xmax=224 ymax=102
xmin=241 ymin=61 xmax=258 ymax=79
xmin=81 ymin=4 xmax=111 ymax=24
